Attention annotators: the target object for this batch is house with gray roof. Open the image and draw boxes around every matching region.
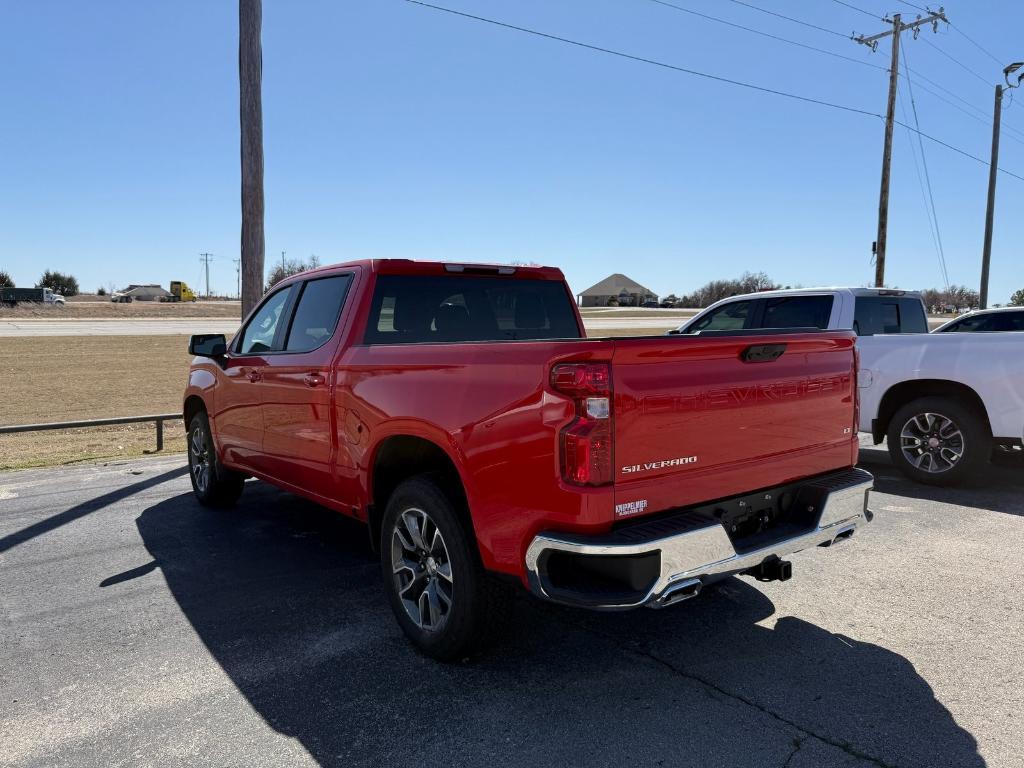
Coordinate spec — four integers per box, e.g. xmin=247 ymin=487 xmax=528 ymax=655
xmin=577 ymin=274 xmax=657 ymax=307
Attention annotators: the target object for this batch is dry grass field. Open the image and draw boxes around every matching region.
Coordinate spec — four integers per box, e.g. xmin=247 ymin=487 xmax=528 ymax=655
xmin=0 ymin=336 xmax=193 ymax=470
xmin=0 ymin=300 xmax=240 ymax=319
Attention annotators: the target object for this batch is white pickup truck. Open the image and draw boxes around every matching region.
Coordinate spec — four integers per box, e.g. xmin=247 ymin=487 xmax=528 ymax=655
xmin=672 ymin=287 xmax=1024 ymax=485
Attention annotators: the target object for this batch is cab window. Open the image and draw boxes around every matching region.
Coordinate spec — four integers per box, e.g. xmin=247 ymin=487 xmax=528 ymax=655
xmin=689 ymin=301 xmax=751 ymax=333
xmin=238 ymin=286 xmax=294 ymax=354
xmin=760 ymin=295 xmax=833 ymax=330
xmin=853 ymin=297 xmax=928 ymax=335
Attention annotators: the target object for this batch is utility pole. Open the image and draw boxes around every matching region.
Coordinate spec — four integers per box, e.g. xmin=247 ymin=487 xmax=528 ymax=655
xmin=240 ymin=0 xmax=265 ymax=317
xmin=979 ymin=85 xmax=1002 ymax=310
xmin=232 ymin=257 xmax=241 ymax=299
xmin=281 ymin=250 xmax=286 ymax=269
xmin=980 ymin=63 xmax=1023 ymax=309
xmin=855 ymin=9 xmax=946 ymax=287
xmin=199 ymin=252 xmax=214 ymax=298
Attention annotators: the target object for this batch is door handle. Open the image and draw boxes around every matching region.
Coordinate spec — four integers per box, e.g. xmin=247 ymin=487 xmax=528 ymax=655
xmin=303 ymin=372 xmax=326 ymax=388
xmin=247 ymin=369 xmax=262 ymax=382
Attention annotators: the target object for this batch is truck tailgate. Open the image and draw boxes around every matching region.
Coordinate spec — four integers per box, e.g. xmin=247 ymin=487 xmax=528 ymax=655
xmin=611 ymin=332 xmax=857 ymax=517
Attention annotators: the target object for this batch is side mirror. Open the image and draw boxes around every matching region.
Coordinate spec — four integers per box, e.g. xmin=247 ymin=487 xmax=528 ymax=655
xmin=189 ymin=333 xmax=227 ymax=358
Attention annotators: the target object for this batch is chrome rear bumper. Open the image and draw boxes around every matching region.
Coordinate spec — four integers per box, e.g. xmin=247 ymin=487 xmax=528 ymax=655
xmin=524 ymin=468 xmax=873 ymax=610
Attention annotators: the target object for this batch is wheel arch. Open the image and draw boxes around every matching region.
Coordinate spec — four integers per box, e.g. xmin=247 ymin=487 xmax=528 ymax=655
xmin=183 ymin=394 xmax=206 ymax=428
xmin=366 ymin=434 xmax=473 ymax=553
xmin=873 ymin=379 xmax=992 ymax=442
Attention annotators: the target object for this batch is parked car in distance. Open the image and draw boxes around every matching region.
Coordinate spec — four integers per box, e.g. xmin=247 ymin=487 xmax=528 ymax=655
xmin=933 ymin=307 xmax=1024 ymax=333
xmin=671 ymin=287 xmax=1024 ymax=485
xmin=184 ymin=260 xmax=872 ymax=659
xmin=640 ymin=300 xmax=659 ymax=308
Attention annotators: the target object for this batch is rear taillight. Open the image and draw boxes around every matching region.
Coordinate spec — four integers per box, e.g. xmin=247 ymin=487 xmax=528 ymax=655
xmin=853 ymin=346 xmax=861 ymax=436
xmin=551 ymin=362 xmax=613 ymax=486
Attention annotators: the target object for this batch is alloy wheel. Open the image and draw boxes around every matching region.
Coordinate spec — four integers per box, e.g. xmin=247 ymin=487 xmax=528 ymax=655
xmin=189 ymin=425 xmax=211 ymax=493
xmin=390 ymin=507 xmax=454 ymax=632
xmin=899 ymin=412 xmax=965 ymax=474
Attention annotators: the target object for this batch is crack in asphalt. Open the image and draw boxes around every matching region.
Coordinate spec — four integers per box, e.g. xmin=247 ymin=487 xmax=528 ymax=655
xmin=566 ymin=618 xmax=895 ymax=768
xmin=781 ymin=737 xmax=804 ymax=768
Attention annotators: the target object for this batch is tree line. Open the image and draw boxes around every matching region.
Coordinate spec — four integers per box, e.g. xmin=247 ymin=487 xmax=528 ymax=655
xmin=0 ymin=270 xmax=80 ymax=296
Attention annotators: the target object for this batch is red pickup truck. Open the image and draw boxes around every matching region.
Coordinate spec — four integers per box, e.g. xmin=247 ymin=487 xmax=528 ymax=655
xmin=184 ymin=260 xmax=873 ymax=659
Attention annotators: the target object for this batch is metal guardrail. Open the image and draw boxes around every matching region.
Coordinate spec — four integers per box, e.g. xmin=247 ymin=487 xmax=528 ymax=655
xmin=0 ymin=413 xmax=182 ymax=452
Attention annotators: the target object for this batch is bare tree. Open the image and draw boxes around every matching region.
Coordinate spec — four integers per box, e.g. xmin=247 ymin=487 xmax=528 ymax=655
xmin=239 ymin=0 xmax=265 ymax=318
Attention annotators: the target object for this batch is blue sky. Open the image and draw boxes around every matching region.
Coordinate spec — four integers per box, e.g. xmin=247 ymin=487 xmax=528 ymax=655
xmin=2 ymin=0 xmax=1022 ymax=302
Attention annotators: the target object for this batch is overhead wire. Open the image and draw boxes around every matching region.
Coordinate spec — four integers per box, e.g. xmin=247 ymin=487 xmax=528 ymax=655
xmin=922 ymin=36 xmax=993 ymax=87
xmin=719 ymin=0 xmax=851 ymax=39
xmin=830 ymin=0 xmax=885 ymax=21
xmin=403 ymin=0 xmax=1024 ymax=183
xmin=901 ymin=47 xmax=950 ymax=290
xmin=645 ymin=0 xmax=887 ymax=72
xmin=948 ymin=22 xmax=1006 ymax=68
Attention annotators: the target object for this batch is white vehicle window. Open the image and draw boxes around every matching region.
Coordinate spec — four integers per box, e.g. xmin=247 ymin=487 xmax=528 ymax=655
xmin=760 ymin=296 xmax=833 ymax=329
xmin=688 ymin=301 xmax=751 ymax=333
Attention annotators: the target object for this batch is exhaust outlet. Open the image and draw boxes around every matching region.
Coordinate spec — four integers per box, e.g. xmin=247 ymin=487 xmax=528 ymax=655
xmin=655 ymin=578 xmax=702 ymax=607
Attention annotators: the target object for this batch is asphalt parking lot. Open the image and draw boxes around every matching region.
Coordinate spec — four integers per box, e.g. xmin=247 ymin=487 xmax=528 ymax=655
xmin=1 ymin=448 xmax=1022 ymax=767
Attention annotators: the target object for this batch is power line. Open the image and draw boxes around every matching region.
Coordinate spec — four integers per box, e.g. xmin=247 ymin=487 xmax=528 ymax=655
xmin=646 ymin=0 xmax=887 ymax=72
xmin=895 ymin=0 xmax=929 ymax=11
xmin=898 ymin=84 xmax=944 ymax=285
xmin=904 ymin=66 xmax=1024 ymax=141
xmin=901 ymin=50 xmax=950 ymax=290
xmin=403 ymin=0 xmax=1024 ymax=183
xmin=405 ymin=1 xmax=878 ymax=117
xmin=720 ymin=0 xmax=851 ymax=39
xmin=831 ymin=0 xmax=884 ymax=21
xmin=922 ymin=36 xmax=992 ymax=86
xmin=949 ymin=22 xmax=1005 ymax=68
xmin=909 ymin=76 xmax=1024 ymax=147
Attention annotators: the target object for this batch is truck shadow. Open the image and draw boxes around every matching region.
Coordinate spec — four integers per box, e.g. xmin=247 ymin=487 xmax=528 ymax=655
xmin=127 ymin=483 xmax=984 ymax=768
xmin=860 ymin=447 xmax=1024 ymax=517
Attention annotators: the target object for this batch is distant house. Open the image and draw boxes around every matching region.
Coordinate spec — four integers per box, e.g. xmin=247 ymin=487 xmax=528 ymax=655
xmin=121 ymin=284 xmax=171 ymax=301
xmin=577 ymin=274 xmax=658 ymax=307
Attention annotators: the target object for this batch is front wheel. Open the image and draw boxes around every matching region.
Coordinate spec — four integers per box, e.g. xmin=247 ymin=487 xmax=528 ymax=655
xmin=381 ymin=476 xmax=511 ymax=661
xmin=886 ymin=397 xmax=989 ymax=486
xmin=187 ymin=412 xmax=245 ymax=506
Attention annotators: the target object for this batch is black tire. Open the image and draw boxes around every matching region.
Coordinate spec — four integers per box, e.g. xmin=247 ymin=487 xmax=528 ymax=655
xmin=380 ymin=476 xmax=512 ymax=661
xmin=886 ymin=396 xmax=989 ymax=486
xmin=187 ymin=411 xmax=245 ymax=507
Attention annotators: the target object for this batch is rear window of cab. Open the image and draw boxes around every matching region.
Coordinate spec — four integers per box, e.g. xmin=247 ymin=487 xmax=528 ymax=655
xmin=363 ymin=275 xmax=581 ymax=344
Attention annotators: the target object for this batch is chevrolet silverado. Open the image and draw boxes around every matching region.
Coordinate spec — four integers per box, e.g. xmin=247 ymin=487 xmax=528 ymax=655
xmin=184 ymin=261 xmax=872 ymax=659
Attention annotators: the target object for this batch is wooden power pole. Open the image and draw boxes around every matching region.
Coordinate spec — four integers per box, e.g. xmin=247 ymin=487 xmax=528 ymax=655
xmin=855 ymin=9 xmax=947 ymax=287
xmin=979 ymin=84 xmax=1002 ymax=310
xmin=239 ymin=0 xmax=265 ymax=318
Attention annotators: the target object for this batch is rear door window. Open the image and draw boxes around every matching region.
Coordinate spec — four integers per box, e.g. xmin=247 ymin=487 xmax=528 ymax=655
xmin=285 ymin=275 xmax=353 ymax=352
xmin=853 ymin=296 xmax=928 ymax=335
xmin=758 ymin=295 xmax=833 ymax=330
xmin=364 ymin=275 xmax=581 ymax=344
xmin=688 ymin=300 xmax=752 ymax=333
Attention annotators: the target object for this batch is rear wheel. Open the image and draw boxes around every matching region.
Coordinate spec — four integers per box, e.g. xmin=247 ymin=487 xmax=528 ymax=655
xmin=886 ymin=397 xmax=989 ymax=486
xmin=187 ymin=412 xmax=245 ymax=506
xmin=381 ymin=476 xmax=511 ymax=661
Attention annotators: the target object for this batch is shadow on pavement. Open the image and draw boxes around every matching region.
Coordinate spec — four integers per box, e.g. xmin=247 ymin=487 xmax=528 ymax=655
xmin=0 ymin=464 xmax=188 ymax=554
xmin=127 ymin=482 xmax=984 ymax=768
xmin=860 ymin=446 xmax=1024 ymax=517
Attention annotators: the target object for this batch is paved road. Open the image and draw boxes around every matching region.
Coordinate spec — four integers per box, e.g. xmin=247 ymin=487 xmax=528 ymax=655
xmin=1 ymin=450 xmax=1022 ymax=767
xmin=0 ymin=318 xmax=241 ymax=337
